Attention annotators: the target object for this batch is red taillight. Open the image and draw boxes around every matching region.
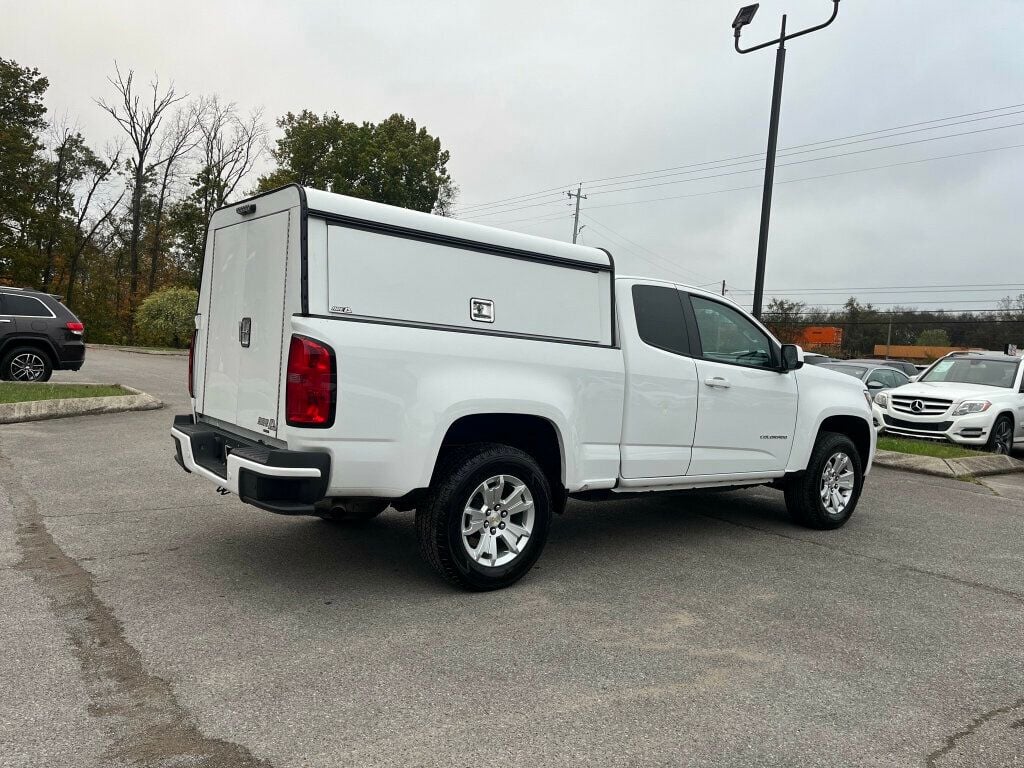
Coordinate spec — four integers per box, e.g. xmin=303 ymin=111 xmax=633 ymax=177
xmin=66 ymin=321 xmax=84 ymax=334
xmin=286 ymin=335 xmax=336 ymax=427
xmin=187 ymin=331 xmax=196 ymax=398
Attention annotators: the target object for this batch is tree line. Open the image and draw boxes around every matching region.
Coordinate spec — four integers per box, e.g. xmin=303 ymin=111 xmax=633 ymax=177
xmin=763 ymin=296 xmax=1024 ymax=357
xmin=0 ymin=58 xmax=456 ymax=344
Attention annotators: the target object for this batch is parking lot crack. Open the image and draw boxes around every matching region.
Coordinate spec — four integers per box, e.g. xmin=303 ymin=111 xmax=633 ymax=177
xmin=926 ymin=696 xmax=1024 ymax=767
xmin=697 ymin=512 xmax=1024 ymax=607
xmin=0 ymin=448 xmax=273 ymax=768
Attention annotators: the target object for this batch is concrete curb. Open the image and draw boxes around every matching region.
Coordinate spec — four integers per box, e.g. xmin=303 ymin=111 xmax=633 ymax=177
xmin=874 ymin=449 xmax=1024 ymax=478
xmin=87 ymin=343 xmax=188 ymax=357
xmin=0 ymin=385 xmax=162 ymax=424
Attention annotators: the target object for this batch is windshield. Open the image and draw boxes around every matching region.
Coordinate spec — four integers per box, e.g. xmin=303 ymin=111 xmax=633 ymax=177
xmin=920 ymin=358 xmax=1020 ymax=388
xmin=821 ymin=364 xmax=867 ymax=379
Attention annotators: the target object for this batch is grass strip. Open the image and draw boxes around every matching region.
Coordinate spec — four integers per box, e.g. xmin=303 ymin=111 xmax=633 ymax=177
xmin=0 ymin=383 xmax=129 ymax=404
xmin=878 ymin=435 xmax=981 ymax=459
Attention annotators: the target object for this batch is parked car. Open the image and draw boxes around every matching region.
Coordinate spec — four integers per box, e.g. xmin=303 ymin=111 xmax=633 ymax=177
xmin=802 ymin=353 xmax=834 ymax=366
xmin=845 ymin=358 xmax=919 ymax=378
xmin=872 ymin=350 xmax=1024 ymax=454
xmin=821 ymin=362 xmax=913 ymax=393
xmin=821 ymin=362 xmax=912 ymax=432
xmin=0 ymin=288 xmax=85 ymax=382
xmin=171 ymin=185 xmax=876 ymax=590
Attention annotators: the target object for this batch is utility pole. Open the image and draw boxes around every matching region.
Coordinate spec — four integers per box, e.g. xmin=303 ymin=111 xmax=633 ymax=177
xmin=886 ymin=321 xmax=892 ymax=360
xmin=732 ymin=1 xmax=841 ymax=319
xmin=567 ymin=184 xmax=587 ymax=244
xmin=722 ymin=280 xmax=727 ymax=296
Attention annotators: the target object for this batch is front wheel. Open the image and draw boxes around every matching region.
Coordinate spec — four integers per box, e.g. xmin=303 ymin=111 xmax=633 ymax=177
xmin=416 ymin=443 xmax=553 ymax=591
xmin=784 ymin=432 xmax=864 ymax=530
xmin=986 ymin=415 xmax=1014 ymax=455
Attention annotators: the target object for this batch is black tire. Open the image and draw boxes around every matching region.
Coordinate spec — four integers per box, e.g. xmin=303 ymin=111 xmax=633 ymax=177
xmin=317 ymin=499 xmax=390 ymax=524
xmin=1 ymin=346 xmax=53 ymax=382
xmin=416 ymin=443 xmax=553 ymax=591
xmin=784 ymin=432 xmax=864 ymax=530
xmin=986 ymin=415 xmax=1014 ymax=455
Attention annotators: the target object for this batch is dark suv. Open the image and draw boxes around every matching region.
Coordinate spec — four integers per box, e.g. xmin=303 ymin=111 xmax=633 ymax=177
xmin=0 ymin=288 xmax=85 ymax=382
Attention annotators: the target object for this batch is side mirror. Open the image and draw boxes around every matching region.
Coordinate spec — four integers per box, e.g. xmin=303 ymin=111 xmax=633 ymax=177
xmin=867 ymin=380 xmax=884 ymax=390
xmin=780 ymin=344 xmax=803 ymax=372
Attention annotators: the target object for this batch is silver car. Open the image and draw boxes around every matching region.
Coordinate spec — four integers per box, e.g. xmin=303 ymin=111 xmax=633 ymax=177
xmin=820 ymin=362 xmax=912 ymax=393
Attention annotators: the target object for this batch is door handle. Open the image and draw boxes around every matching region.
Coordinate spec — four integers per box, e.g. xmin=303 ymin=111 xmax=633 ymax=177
xmin=704 ymin=376 xmax=731 ymax=389
xmin=0 ymin=319 xmax=12 ymax=323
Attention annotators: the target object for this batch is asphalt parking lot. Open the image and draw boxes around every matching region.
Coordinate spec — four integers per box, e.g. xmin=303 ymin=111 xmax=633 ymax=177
xmin=2 ymin=347 xmax=1023 ymax=768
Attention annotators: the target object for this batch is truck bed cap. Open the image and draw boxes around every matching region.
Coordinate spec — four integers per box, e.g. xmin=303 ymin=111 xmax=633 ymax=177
xmin=303 ymin=186 xmax=611 ymax=270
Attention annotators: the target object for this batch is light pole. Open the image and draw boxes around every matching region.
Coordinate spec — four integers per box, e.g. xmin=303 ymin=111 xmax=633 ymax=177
xmin=733 ymin=0 xmax=841 ymax=319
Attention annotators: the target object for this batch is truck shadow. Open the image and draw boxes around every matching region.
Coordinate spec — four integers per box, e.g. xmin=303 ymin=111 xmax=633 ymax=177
xmin=185 ymin=487 xmax=801 ymax=597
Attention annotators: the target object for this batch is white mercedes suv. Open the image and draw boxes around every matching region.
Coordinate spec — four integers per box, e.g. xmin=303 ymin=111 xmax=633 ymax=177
xmin=872 ymin=351 xmax=1024 ymax=454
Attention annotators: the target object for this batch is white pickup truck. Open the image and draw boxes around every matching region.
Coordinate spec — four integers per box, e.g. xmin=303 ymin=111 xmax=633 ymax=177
xmin=171 ymin=185 xmax=875 ymax=590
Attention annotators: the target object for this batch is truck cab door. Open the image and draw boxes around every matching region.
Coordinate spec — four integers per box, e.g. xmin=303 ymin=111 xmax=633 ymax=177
xmin=618 ymin=282 xmax=698 ymax=478
xmin=683 ymin=293 xmax=798 ymax=476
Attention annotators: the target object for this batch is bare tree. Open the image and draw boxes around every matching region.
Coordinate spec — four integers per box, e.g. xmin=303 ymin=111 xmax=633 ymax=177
xmin=65 ymin=145 xmax=124 ymax=307
xmin=96 ymin=64 xmax=186 ymax=322
xmin=188 ymin=96 xmax=266 ymax=285
xmin=147 ymin=106 xmax=198 ymax=292
xmin=194 ymin=96 xmax=267 ymax=213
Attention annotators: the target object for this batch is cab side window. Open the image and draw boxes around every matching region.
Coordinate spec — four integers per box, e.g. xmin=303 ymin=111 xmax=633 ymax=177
xmin=632 ymin=285 xmax=689 ymax=356
xmin=689 ymin=295 xmax=774 ymax=369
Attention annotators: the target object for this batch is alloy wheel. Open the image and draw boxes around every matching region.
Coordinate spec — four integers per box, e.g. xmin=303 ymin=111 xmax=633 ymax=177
xmin=992 ymin=420 xmax=1013 ymax=455
xmin=820 ymin=452 xmax=855 ymax=516
xmin=10 ymin=352 xmax=46 ymax=382
xmin=461 ymin=474 xmax=535 ymax=568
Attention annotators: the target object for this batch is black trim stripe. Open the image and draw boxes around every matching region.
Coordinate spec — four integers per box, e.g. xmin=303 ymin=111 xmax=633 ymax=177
xmin=309 ymin=208 xmax=611 ymax=274
xmin=595 ymin=247 xmax=618 ymax=348
xmin=297 ymin=187 xmax=309 ymax=315
xmin=303 ymin=313 xmax=617 ymax=349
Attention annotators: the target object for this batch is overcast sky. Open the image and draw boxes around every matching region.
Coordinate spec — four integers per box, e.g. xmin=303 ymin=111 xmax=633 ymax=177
xmin=5 ymin=0 xmax=1023 ymax=311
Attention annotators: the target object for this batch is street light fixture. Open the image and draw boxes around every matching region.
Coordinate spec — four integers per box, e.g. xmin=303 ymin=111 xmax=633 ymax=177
xmin=732 ymin=4 xmax=759 ymax=31
xmin=733 ymin=0 xmax=841 ymax=319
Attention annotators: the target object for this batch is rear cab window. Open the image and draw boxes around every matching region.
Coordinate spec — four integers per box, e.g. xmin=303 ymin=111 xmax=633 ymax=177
xmin=631 ymin=284 xmax=689 ymax=356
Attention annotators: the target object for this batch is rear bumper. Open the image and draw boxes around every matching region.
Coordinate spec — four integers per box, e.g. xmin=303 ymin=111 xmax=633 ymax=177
xmin=55 ymin=340 xmax=86 ymax=370
xmin=170 ymin=414 xmax=330 ymax=515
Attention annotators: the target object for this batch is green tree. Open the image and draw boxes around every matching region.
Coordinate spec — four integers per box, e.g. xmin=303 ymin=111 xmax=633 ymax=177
xmin=134 ymin=286 xmax=197 ymax=347
xmin=258 ymin=111 xmax=457 ymax=214
xmin=0 ymin=58 xmax=48 ymax=259
xmin=762 ymin=297 xmax=807 ymax=343
xmin=915 ymin=328 xmax=951 ymax=347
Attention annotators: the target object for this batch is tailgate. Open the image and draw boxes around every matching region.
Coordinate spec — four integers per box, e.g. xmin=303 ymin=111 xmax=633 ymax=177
xmin=199 ymin=210 xmax=293 ymax=437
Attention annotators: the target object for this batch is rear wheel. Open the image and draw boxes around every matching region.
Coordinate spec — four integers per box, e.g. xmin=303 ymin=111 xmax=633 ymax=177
xmin=1 ymin=346 xmax=52 ymax=382
xmin=416 ymin=443 xmax=553 ymax=591
xmin=784 ymin=432 xmax=864 ymax=530
xmin=986 ymin=415 xmax=1014 ymax=455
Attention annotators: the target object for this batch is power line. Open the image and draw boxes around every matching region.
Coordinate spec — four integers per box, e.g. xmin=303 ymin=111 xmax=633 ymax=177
xmin=582 ymin=108 xmax=1024 ymax=195
xmin=582 ymin=142 xmax=1024 ymax=212
xmin=769 ymin=308 xmax=1021 ymax=315
xmin=581 ymin=213 xmax=715 ymax=282
xmin=585 ymin=119 xmax=1024 ymax=198
xmin=460 ymin=130 xmax=1024 ymax=221
xmin=455 ymin=102 xmax=1024 ymax=215
xmin=737 ymin=283 xmax=1024 ymax=293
